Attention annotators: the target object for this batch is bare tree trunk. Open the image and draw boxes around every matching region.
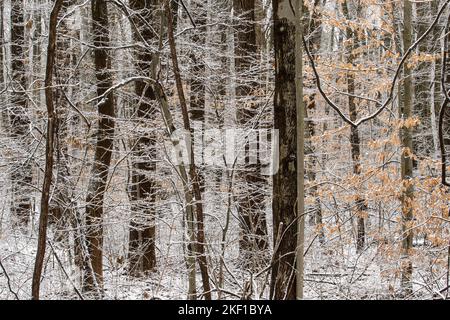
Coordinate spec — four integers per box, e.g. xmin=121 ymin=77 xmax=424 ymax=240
xmin=31 ymin=0 xmax=64 ymax=300
xmin=186 ymin=1 xmax=206 ymax=296
xmin=342 ymin=0 xmax=366 ymax=253
xmin=149 ymin=7 xmax=197 ymax=300
xmin=49 ymin=1 xmax=74 ymax=243
xmin=189 ymin=0 xmax=206 ymax=194
xmin=400 ymin=0 xmax=414 ymax=296
xmin=304 ymin=1 xmax=323 ymax=244
xmin=82 ymin=0 xmax=115 ymax=296
xmin=270 ymin=0 xmax=298 ymax=300
xmin=10 ymin=0 xmax=33 ymax=226
xmin=152 ymin=67 xmax=198 ymax=299
xmin=216 ymin=1 xmax=231 ymax=297
xmin=127 ymin=0 xmax=158 ymax=277
xmin=414 ymin=1 xmax=434 ymax=157
xmin=164 ymin=0 xmax=211 ymax=300
xmin=431 ymin=59 xmax=440 ymax=159
xmin=430 ymin=0 xmax=443 ymax=160
xmin=233 ymin=0 xmax=269 ymax=270
xmin=294 ymin=0 xmax=305 ymax=300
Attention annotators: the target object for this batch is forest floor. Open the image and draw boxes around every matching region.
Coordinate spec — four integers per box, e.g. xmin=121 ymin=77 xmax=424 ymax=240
xmin=1 ymin=213 xmax=446 ymax=300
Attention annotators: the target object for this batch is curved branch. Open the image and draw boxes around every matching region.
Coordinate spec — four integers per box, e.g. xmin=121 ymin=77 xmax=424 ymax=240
xmin=0 ymin=258 xmax=19 ymax=300
xmin=304 ymin=0 xmax=450 ymax=128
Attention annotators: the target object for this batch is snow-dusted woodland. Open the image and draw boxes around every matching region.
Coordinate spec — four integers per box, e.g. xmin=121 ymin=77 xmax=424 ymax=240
xmin=0 ymin=0 xmax=450 ymax=300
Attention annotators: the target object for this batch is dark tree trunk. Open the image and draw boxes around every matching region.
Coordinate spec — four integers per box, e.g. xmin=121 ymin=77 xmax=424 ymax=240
xmin=10 ymin=0 xmax=33 ymax=226
xmin=400 ymin=0 xmax=414 ymax=295
xmin=49 ymin=1 xmax=75 ymax=243
xmin=127 ymin=0 xmax=158 ymax=277
xmin=189 ymin=0 xmax=206 ymax=193
xmin=270 ymin=0 xmax=297 ymax=300
xmin=342 ymin=1 xmax=366 ymax=252
xmin=83 ymin=0 xmax=115 ymax=296
xmin=31 ymin=0 xmax=65 ymax=300
xmin=233 ymin=0 xmax=269 ymax=270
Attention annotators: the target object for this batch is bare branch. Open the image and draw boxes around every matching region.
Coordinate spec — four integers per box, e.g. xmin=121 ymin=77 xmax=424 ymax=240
xmin=304 ymin=0 xmax=450 ymax=128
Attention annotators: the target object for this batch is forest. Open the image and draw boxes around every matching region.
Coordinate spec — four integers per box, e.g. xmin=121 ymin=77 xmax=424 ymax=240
xmin=0 ymin=0 xmax=450 ymax=300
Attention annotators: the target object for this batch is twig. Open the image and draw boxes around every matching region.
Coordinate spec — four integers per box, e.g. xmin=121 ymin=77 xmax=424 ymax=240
xmin=304 ymin=0 xmax=450 ymax=128
xmin=0 ymin=258 xmax=20 ymax=300
xmin=179 ymin=0 xmax=196 ymax=28
xmin=47 ymin=241 xmax=84 ymax=300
